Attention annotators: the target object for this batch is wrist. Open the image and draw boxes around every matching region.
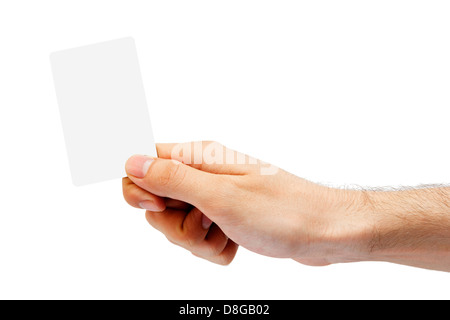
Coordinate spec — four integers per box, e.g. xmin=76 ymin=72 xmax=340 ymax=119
xmin=291 ymin=183 xmax=376 ymax=265
xmin=322 ymin=187 xmax=378 ymax=264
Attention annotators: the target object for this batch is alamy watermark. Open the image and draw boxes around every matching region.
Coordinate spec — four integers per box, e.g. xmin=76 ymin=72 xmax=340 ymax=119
xmin=170 ymin=142 xmax=279 ymax=175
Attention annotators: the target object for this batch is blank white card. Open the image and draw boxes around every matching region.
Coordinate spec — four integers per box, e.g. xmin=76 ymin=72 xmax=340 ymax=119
xmin=50 ymin=38 xmax=156 ymax=186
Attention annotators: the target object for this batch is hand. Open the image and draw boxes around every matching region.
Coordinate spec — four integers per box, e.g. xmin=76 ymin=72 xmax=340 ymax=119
xmin=122 ymin=141 xmax=370 ymax=266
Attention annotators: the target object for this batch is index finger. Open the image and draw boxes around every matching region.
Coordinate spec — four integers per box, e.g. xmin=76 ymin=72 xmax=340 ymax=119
xmin=156 ymin=141 xmax=264 ymax=175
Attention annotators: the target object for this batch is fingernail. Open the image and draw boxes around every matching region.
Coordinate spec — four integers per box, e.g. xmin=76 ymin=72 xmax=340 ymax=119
xmin=126 ymin=155 xmax=154 ymax=178
xmin=202 ymin=214 xmax=213 ymax=230
xmin=139 ymin=200 xmax=162 ymax=212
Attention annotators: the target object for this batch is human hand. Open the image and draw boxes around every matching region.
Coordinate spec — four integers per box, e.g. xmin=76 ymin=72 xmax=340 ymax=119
xmin=122 ymin=141 xmax=371 ymax=266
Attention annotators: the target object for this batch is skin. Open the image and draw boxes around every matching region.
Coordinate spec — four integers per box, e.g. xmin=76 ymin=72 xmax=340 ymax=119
xmin=123 ymin=141 xmax=450 ymax=271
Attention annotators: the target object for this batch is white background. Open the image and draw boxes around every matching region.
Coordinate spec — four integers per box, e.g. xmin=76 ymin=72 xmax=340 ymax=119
xmin=0 ymin=1 xmax=449 ymax=299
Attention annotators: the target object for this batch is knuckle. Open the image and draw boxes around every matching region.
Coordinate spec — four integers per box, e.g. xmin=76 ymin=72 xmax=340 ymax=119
xmin=184 ymin=235 xmax=197 ymax=249
xmin=201 ymin=140 xmax=224 ymax=153
xmin=166 ymin=236 xmax=181 ymax=247
xmin=122 ymin=184 xmax=132 ymax=200
xmin=205 ymin=234 xmax=229 ymax=258
xmin=122 ymin=185 xmax=140 ymax=207
xmin=207 ymin=243 xmax=225 ymax=257
xmin=123 ymin=196 xmax=134 ymax=208
xmin=171 ymin=228 xmax=189 ymax=247
xmin=123 ymin=192 xmax=134 ymax=207
xmin=216 ymin=255 xmax=233 ymax=266
xmin=156 ymin=161 xmax=185 ymax=188
xmin=182 ymin=229 xmax=203 ymax=248
xmin=170 ymin=224 xmax=191 ymax=246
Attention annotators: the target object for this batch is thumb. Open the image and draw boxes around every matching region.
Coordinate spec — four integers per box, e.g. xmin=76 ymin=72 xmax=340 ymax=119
xmin=125 ymin=154 xmax=221 ymax=207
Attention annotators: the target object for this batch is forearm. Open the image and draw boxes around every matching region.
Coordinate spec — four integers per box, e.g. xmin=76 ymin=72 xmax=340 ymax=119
xmin=359 ymin=186 xmax=450 ymax=271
